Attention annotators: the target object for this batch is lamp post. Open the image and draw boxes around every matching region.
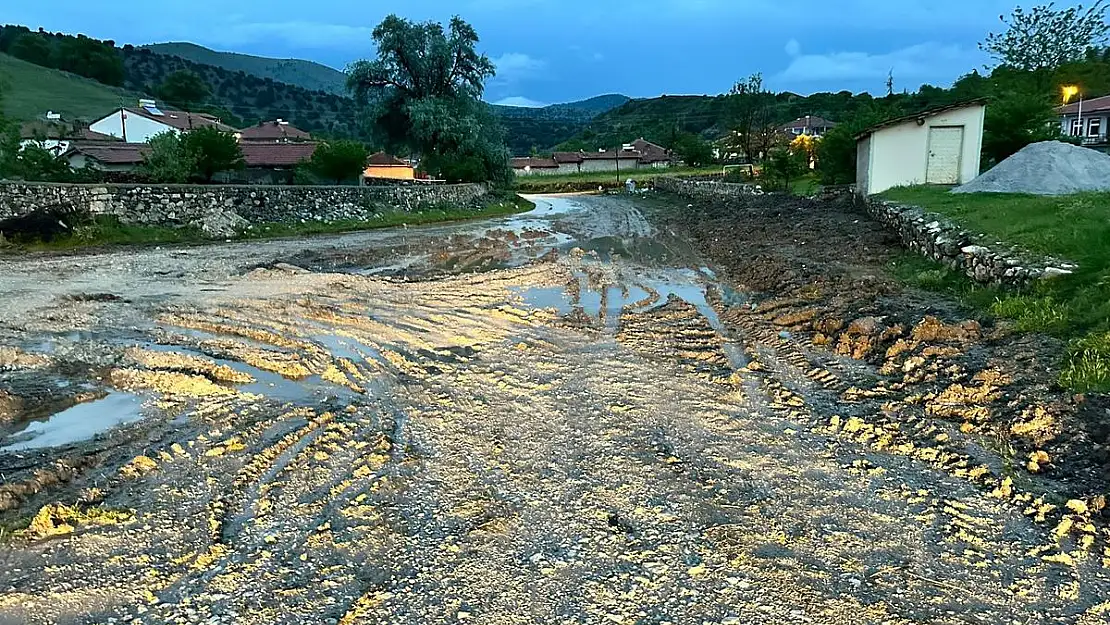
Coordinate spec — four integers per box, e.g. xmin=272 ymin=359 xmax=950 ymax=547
xmin=1063 ymin=85 xmax=1083 ymax=139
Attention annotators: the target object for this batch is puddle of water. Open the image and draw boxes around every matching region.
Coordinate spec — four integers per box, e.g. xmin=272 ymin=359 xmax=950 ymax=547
xmin=1 ymin=393 xmax=144 ymax=452
xmin=518 ymin=195 xmax=587 ymax=218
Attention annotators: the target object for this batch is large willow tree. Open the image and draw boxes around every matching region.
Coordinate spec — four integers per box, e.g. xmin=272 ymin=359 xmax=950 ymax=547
xmin=347 ymin=15 xmax=512 ymax=184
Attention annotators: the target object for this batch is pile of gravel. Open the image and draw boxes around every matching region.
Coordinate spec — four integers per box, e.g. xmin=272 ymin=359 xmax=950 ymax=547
xmin=953 ymin=140 xmax=1110 ymax=195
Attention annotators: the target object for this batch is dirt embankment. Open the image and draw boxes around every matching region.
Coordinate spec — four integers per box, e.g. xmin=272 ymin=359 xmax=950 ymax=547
xmin=645 ymin=190 xmax=1110 ymax=495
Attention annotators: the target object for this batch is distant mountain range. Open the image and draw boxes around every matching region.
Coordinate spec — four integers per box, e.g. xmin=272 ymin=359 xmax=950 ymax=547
xmin=141 ymin=42 xmax=350 ymax=95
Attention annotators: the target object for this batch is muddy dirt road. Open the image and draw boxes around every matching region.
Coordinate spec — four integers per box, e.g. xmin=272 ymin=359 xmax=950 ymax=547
xmin=0 ymin=194 xmax=1108 ymax=624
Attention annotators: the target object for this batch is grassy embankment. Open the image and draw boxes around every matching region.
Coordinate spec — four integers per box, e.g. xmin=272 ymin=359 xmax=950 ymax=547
xmin=0 ymin=53 xmax=142 ymax=121
xmin=1 ymin=192 xmax=534 ymax=251
xmin=881 ymin=186 xmax=1110 ymax=392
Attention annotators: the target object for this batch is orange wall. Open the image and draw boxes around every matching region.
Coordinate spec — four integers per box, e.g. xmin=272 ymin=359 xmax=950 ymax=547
xmin=364 ymin=165 xmax=414 ymax=180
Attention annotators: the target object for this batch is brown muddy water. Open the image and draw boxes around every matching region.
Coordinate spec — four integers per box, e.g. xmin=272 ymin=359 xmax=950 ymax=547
xmin=0 ymin=194 xmax=1107 ymax=624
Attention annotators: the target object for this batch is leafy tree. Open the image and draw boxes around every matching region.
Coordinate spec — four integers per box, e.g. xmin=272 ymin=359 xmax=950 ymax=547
xmin=54 ymin=35 xmax=124 ymax=86
xmin=158 ymin=70 xmax=211 ymax=110
xmin=13 ymin=144 xmax=74 ymax=182
xmin=982 ymin=1 xmax=1110 ymax=71
xmin=982 ymin=89 xmax=1063 ymax=165
xmin=9 ymin=33 xmax=52 ymax=66
xmin=0 ymin=85 xmax=18 ymax=179
xmin=762 ymin=146 xmax=808 ymax=192
xmin=309 ymin=140 xmax=369 ymax=184
xmin=672 ymin=133 xmax=715 ymax=168
xmin=180 ymin=127 xmax=244 ymax=182
xmin=727 ymin=74 xmax=778 ymax=161
xmin=141 ymin=132 xmax=196 ymax=183
xmin=348 ymin=15 xmax=511 ymax=184
xmin=814 ymin=108 xmax=893 ymax=185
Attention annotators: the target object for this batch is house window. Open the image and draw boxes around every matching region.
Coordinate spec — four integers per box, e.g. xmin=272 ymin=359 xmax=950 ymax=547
xmin=1071 ymin=118 xmax=1083 ymax=136
xmin=792 ymin=127 xmax=802 ymax=135
xmin=1089 ymin=117 xmax=1102 ymax=137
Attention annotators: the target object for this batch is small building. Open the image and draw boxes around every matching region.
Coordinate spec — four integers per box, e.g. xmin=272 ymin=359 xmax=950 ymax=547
xmin=365 ymin=152 xmax=415 ymax=180
xmin=1057 ymin=94 xmax=1110 ymax=149
xmin=629 ymin=138 xmax=674 ymax=168
xmin=855 ymin=100 xmax=986 ymax=195
xmin=510 ymin=157 xmax=560 ymax=176
xmin=64 ymin=143 xmax=149 ymax=172
xmin=233 ymin=142 xmax=319 ymax=184
xmin=552 ymin=152 xmax=586 ymax=174
xmin=578 ymin=148 xmax=643 ymax=173
xmin=779 ymin=115 xmax=837 ymax=138
xmin=88 ymin=99 xmax=238 ymax=144
xmin=20 ymin=115 xmax=118 ymax=156
xmin=238 ymin=120 xmax=312 ymax=143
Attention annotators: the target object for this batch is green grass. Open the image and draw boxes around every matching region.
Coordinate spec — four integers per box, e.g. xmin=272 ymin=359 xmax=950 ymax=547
xmin=2 ymin=192 xmax=534 ymax=251
xmin=0 ymin=53 xmax=142 ymax=122
xmin=880 ymin=186 xmax=1110 ymax=392
xmin=790 ymin=174 xmax=821 ymax=197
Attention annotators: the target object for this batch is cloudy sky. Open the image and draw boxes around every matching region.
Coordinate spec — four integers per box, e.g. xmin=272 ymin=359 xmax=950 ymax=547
xmin=5 ymin=0 xmax=1022 ymax=106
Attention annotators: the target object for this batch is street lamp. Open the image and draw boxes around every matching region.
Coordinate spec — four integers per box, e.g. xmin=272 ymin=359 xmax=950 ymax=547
xmin=1063 ymin=85 xmax=1083 ymax=138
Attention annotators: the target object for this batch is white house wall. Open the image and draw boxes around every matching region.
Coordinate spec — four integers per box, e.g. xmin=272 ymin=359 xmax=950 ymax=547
xmin=863 ymin=104 xmax=985 ymax=195
xmin=89 ymin=110 xmax=176 ymax=144
xmin=578 ymin=158 xmax=642 ymax=173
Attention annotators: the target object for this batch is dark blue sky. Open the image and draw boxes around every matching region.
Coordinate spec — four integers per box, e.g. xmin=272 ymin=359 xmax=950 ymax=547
xmin=6 ymin=0 xmax=1021 ymax=106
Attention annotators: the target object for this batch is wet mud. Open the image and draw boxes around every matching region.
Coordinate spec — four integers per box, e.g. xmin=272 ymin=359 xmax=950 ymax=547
xmin=0 ymin=193 xmax=1107 ymax=624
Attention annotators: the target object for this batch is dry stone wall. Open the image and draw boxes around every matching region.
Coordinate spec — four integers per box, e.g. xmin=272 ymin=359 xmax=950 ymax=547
xmin=862 ymin=198 xmax=1077 ymax=285
xmin=0 ymin=182 xmax=489 ymax=238
xmin=654 ymin=177 xmax=762 ymax=198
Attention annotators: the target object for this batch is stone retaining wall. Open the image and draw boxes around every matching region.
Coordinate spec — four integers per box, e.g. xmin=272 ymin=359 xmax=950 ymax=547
xmin=862 ymin=198 xmax=1076 ymax=285
xmin=654 ymin=177 xmax=761 ymax=198
xmin=0 ymin=182 xmax=488 ymax=237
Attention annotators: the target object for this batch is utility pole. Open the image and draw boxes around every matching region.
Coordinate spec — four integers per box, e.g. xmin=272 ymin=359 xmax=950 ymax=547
xmin=119 ymin=97 xmax=127 ymax=142
xmin=615 ymin=142 xmax=620 ymax=188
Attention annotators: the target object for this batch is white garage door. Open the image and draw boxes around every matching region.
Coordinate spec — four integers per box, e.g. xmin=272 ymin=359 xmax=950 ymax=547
xmin=926 ymin=126 xmax=964 ymax=185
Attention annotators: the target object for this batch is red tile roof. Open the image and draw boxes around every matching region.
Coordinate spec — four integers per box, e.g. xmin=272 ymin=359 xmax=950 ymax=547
xmin=1058 ymin=94 xmax=1110 ymax=115
xmin=239 ymin=121 xmax=312 ymax=142
xmin=67 ymin=142 xmax=149 ymax=164
xmin=240 ymin=142 xmax=318 ymax=167
xmin=367 ymin=151 xmax=409 ymax=166
xmin=123 ymin=107 xmax=238 ymax=133
xmin=630 ymin=138 xmax=673 ymax=163
xmin=553 ymin=151 xmax=584 ymax=164
xmin=581 ymin=149 xmax=641 ymax=161
xmin=511 ymin=157 xmax=559 ymax=169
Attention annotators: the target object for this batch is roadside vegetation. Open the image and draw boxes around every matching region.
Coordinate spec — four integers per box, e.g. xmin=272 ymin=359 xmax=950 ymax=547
xmin=0 ymin=192 xmax=534 ymax=251
xmin=882 ymin=186 xmax=1110 ymax=392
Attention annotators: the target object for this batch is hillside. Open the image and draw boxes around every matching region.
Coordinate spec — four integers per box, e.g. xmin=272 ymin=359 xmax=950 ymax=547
xmin=0 ymin=52 xmax=142 ymax=121
xmin=142 ymin=42 xmax=348 ymax=95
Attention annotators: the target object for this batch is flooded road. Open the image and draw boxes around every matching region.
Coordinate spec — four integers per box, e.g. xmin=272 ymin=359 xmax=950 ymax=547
xmin=0 ymin=194 xmax=1108 ymax=624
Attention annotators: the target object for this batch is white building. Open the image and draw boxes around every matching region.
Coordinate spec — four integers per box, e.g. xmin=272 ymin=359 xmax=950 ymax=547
xmin=1057 ymin=94 xmax=1110 ymax=148
xmin=88 ymin=100 xmax=238 ymax=144
xmin=855 ymin=100 xmax=986 ymax=195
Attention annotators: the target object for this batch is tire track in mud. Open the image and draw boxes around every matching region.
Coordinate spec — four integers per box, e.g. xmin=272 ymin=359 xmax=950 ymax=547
xmin=1 ymin=195 xmax=1109 ymax=624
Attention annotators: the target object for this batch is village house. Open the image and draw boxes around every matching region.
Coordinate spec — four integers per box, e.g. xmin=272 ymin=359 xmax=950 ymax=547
xmin=88 ymin=99 xmax=238 ymax=144
xmin=64 ymin=143 xmax=149 ymax=172
xmin=513 ymin=138 xmax=674 ymax=176
xmin=364 ymin=152 xmax=416 ymax=180
xmin=510 ymin=157 xmax=560 ymax=176
xmin=1057 ymin=94 xmax=1110 ymax=150
xmin=237 ymin=120 xmax=313 ymax=143
xmin=779 ymin=115 xmax=837 ymax=138
xmin=855 ymin=99 xmax=986 ymax=195
xmin=19 ymin=112 xmax=119 ymax=156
